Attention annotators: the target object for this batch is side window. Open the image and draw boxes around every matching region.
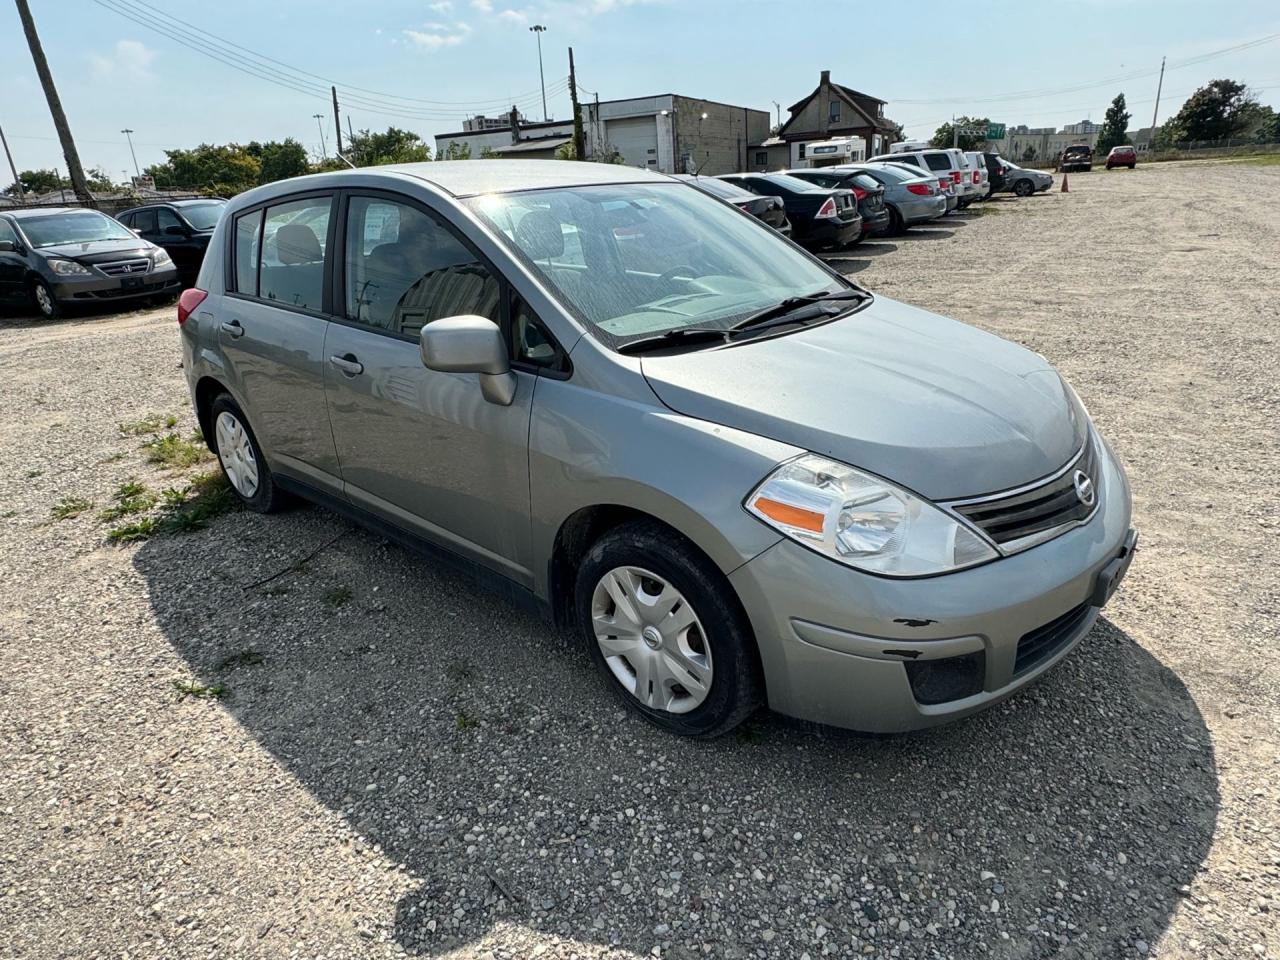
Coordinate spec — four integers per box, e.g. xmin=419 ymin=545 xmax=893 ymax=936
xmin=117 ymin=213 xmax=134 ymax=229
xmin=156 ymin=208 xmax=183 ymax=234
xmin=0 ymin=218 xmax=18 ymax=245
xmin=511 ymin=293 xmax=568 ymax=373
xmin=233 ymin=209 xmax=263 ymax=295
xmin=259 ymin=196 xmax=331 ymax=311
xmin=344 ymin=196 xmax=499 ymax=336
xmin=829 ymin=101 xmax=841 ymax=123
xmin=925 ymin=154 xmax=952 ymax=172
xmin=134 ymin=209 xmax=157 ymax=234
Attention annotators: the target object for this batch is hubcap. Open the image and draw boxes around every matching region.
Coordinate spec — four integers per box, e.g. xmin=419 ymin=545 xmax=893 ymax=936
xmin=591 ymin=566 xmax=712 ymax=715
xmin=214 ymin=411 xmax=259 ymax=498
xmin=35 ymin=285 xmax=53 ymax=315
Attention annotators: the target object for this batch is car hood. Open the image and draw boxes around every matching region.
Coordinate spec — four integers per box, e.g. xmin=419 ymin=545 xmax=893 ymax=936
xmin=639 ymin=295 xmax=1086 ymax=500
xmin=36 ymin=238 xmax=157 ymax=262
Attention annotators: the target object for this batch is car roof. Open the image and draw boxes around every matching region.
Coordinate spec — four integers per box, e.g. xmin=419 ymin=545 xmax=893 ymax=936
xmin=2 ymin=206 xmax=92 ymax=220
xmin=235 ymin=160 xmax=671 ymax=205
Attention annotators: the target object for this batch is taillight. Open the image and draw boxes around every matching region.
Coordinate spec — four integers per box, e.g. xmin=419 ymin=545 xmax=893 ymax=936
xmin=852 ymin=186 xmax=867 ymax=201
xmin=177 ymin=288 xmax=208 ymax=326
xmin=950 ymin=171 xmax=961 ymax=183
xmin=905 ymin=183 xmax=931 ymax=196
xmin=938 ymin=178 xmax=950 ymax=192
xmin=816 ymin=197 xmax=837 ymax=218
xmin=972 ymin=170 xmax=980 ymax=183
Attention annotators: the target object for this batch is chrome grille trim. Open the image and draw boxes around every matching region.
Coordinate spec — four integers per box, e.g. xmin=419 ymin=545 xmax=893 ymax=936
xmin=96 ymin=258 xmax=151 ymax=276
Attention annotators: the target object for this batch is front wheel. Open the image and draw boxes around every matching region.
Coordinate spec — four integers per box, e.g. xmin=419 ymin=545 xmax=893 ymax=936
xmin=1014 ymin=179 xmax=1034 ymax=197
xmin=575 ymin=520 xmax=762 ymax=738
xmin=29 ymin=278 xmax=60 ymax=319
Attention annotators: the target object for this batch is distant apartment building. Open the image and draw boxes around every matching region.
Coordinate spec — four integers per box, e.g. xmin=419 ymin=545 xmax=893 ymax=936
xmin=1062 ymin=119 xmax=1100 ymax=135
xmin=462 ymin=113 xmax=524 ymax=132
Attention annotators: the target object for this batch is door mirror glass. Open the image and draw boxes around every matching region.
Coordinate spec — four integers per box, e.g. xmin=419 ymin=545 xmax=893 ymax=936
xmin=419 ymin=315 xmax=516 ymax=406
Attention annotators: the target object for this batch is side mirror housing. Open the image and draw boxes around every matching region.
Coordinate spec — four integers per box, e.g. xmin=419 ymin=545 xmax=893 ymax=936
xmin=0 ymin=240 xmax=15 ymax=253
xmin=164 ymin=224 xmax=189 ymax=237
xmin=419 ymin=315 xmax=516 ymax=406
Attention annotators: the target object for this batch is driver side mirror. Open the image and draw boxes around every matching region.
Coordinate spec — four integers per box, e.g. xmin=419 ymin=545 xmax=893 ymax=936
xmin=0 ymin=240 xmax=16 ymax=253
xmin=164 ymin=224 xmax=190 ymax=237
xmin=419 ymin=315 xmax=516 ymax=406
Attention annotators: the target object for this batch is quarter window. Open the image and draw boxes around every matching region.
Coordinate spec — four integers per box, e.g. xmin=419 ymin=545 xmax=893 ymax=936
xmin=258 ymin=197 xmax=331 ymax=311
xmin=343 ymin=197 xmax=500 ymax=336
xmin=233 ymin=209 xmax=263 ymax=296
xmin=134 ymin=209 xmax=157 ymax=234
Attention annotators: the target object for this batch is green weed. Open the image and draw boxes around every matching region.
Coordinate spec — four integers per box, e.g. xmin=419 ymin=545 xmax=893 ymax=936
xmin=51 ymin=496 xmax=92 ymax=520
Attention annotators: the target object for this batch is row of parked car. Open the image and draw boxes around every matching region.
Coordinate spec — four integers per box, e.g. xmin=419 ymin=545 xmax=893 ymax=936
xmin=676 ymin=147 xmax=1053 ymax=250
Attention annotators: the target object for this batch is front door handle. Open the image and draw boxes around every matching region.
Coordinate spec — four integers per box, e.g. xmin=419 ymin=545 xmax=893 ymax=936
xmin=329 ymin=353 xmax=364 ymax=376
xmin=220 ymin=319 xmax=244 ymax=338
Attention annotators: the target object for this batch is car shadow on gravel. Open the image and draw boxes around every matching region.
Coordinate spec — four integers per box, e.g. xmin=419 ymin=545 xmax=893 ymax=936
xmin=133 ymin=508 xmax=1217 ymax=958
xmin=894 ymin=227 xmax=957 ymax=241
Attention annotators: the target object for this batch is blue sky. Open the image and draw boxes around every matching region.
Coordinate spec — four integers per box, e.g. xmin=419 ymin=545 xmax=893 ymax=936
xmin=3 ymin=0 xmax=1278 ymax=182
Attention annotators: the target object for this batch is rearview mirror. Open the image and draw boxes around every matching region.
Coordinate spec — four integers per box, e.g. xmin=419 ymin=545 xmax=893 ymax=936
xmin=419 ymin=315 xmax=516 ymax=406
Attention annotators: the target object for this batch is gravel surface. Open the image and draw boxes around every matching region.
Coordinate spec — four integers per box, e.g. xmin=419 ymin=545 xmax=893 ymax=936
xmin=1 ymin=160 xmax=1277 ymax=960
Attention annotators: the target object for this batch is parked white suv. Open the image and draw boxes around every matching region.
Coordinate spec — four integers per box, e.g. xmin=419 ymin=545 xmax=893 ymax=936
xmin=867 ymin=148 xmax=975 ymax=209
xmin=964 ymin=150 xmax=991 ymax=199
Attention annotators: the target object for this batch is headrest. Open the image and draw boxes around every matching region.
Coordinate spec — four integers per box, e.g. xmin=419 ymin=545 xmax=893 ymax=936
xmin=514 ymin=209 xmax=564 ymax=261
xmin=275 ymin=223 xmax=323 ymax=264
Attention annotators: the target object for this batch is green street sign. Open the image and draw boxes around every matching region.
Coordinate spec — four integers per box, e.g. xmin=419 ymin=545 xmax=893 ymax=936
xmin=986 ymin=123 xmax=1006 ymax=140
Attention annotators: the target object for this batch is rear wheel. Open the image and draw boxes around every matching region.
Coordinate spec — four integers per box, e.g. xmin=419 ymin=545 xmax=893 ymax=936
xmin=1014 ymin=178 xmax=1034 ymax=197
xmin=575 ymin=520 xmax=762 ymax=738
xmin=29 ymin=278 xmax=60 ymax=319
xmin=887 ymin=205 xmax=905 ymax=235
xmin=209 ymin=394 xmax=287 ymax=513
xmin=1129 ymin=163 xmax=1136 ymax=169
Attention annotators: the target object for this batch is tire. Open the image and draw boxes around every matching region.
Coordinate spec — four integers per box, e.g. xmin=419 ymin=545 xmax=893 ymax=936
xmin=887 ymin=205 xmax=905 ymax=235
xmin=1014 ymin=178 xmax=1034 ymax=197
xmin=209 ymin=393 xmax=287 ymax=513
xmin=29 ymin=278 xmax=61 ymax=319
xmin=575 ymin=519 xmax=762 ymax=738
xmin=1129 ymin=164 xmax=1136 ymax=170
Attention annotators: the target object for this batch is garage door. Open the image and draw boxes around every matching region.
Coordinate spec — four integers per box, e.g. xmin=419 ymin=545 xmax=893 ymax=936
xmin=605 ymin=116 xmax=660 ymax=169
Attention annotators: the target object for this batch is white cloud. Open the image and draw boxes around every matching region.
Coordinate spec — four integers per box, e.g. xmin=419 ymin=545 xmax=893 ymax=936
xmin=428 ymin=0 xmax=454 ymax=9
xmin=403 ymin=21 xmax=472 ymax=51
xmin=89 ymin=39 xmax=157 ymax=80
xmin=497 ymin=8 xmax=528 ymax=22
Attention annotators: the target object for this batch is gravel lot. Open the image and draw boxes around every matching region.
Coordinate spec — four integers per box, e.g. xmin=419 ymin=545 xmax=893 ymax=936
xmin=1 ymin=160 xmax=1277 ymax=960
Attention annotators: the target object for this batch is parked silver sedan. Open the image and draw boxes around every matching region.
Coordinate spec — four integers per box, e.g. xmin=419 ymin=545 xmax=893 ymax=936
xmin=842 ymin=163 xmax=948 ymax=231
xmin=179 ymin=160 xmax=1134 ymax=738
xmin=999 ymin=161 xmax=1055 ymax=196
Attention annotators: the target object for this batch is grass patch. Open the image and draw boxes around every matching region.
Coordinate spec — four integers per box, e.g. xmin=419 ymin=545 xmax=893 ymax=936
xmin=1239 ymin=153 xmax=1280 ymax=166
xmin=142 ymin=431 xmax=212 ymax=469
xmin=108 ymin=517 xmax=157 ymax=542
xmin=324 ymin=585 xmax=353 ymax=607
xmin=456 ymin=711 xmax=480 ymax=730
xmin=25 ymin=469 xmax=43 ymax=479
xmin=99 ymin=480 xmax=157 ymax=521
xmin=172 ymin=678 xmax=227 ymax=700
xmin=100 ymin=452 xmax=126 ymax=464
xmin=119 ymin=413 xmax=178 ymax=436
xmin=51 ymin=496 xmax=92 ymax=520
xmin=216 ymin=649 xmax=264 ymax=671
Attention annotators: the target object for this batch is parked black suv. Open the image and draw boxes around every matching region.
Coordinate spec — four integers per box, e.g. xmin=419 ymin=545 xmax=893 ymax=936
xmin=981 ymin=153 xmax=1010 ymax=193
xmin=0 ymin=207 xmax=180 ymax=319
xmin=116 ymin=198 xmax=227 ymax=283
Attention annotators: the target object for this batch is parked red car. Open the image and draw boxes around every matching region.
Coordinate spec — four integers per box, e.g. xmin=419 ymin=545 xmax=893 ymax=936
xmin=1106 ymin=145 xmax=1137 ymax=170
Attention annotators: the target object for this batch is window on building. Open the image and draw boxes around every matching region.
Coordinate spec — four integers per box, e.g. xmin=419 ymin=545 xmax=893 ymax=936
xmin=343 ymin=196 xmax=499 ymax=335
xmin=754 ymin=151 xmax=768 ymax=166
xmin=829 ymin=101 xmax=841 ymax=124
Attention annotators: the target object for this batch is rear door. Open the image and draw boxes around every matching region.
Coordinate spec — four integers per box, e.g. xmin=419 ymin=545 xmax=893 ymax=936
xmin=218 ymin=192 xmax=341 ymax=492
xmin=322 ymin=191 xmax=540 ymax=586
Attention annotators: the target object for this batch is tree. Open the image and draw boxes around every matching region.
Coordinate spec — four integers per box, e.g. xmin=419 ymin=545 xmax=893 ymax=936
xmin=1251 ymin=106 xmax=1280 ymax=143
xmin=931 ymin=116 xmax=991 ymax=151
xmin=4 ymin=167 xmax=68 ymax=196
xmin=84 ymin=167 xmax=117 ymax=191
xmin=144 ymin=143 xmax=261 ymax=195
xmin=554 ymin=139 xmax=624 ymax=163
xmin=247 ymin=138 xmax=310 ymax=184
xmin=436 ymin=141 xmax=471 ymax=161
xmin=1095 ymin=93 xmax=1132 ymax=154
xmin=1021 ymin=145 xmax=1037 ymax=163
xmin=1164 ymin=79 xmax=1259 ymax=142
xmin=889 ymin=121 xmax=906 ymax=145
xmin=348 ymin=127 xmax=431 ymax=165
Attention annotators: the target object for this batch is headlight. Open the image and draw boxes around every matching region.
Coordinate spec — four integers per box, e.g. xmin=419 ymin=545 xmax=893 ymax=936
xmin=47 ymin=259 xmax=92 ymax=277
xmin=745 ymin=454 xmax=998 ymax=577
xmin=152 ymin=248 xmax=172 ymax=266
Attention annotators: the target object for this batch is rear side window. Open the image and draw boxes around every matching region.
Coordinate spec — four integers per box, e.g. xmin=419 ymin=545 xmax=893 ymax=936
xmin=134 ymin=209 xmax=157 ymax=234
xmin=233 ymin=210 xmax=263 ymax=295
xmin=924 ymin=153 xmax=952 ymax=171
xmin=258 ymin=197 xmax=332 ymax=311
xmin=117 ymin=212 xmax=134 ymax=228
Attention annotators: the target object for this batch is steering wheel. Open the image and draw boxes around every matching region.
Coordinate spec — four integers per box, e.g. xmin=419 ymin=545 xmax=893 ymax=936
xmin=657 ymin=265 xmax=700 ymax=284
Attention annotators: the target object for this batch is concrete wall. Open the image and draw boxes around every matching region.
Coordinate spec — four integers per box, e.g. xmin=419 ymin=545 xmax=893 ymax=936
xmin=671 ymin=96 xmax=770 ymax=175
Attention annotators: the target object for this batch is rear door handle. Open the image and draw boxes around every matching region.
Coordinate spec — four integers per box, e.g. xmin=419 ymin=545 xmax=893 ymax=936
xmin=329 ymin=354 xmax=364 ymax=376
xmin=220 ymin=319 xmax=244 ymax=338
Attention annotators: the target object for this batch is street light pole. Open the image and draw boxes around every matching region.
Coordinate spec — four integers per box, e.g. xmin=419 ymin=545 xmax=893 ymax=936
xmin=313 ymin=113 xmax=328 ymax=159
xmin=121 ymin=128 xmax=139 ymax=177
xmin=529 ymin=25 xmax=548 ymax=122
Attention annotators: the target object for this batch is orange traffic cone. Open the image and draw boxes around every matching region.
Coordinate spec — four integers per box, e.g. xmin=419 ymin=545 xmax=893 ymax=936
xmin=1061 ymin=173 xmax=1069 ymax=192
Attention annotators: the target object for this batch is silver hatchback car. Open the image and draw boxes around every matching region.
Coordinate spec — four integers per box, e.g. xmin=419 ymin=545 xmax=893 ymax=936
xmin=179 ymin=161 xmax=1135 ymax=738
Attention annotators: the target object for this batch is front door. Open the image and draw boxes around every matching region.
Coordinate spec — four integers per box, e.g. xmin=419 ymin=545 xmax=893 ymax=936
xmin=155 ymin=206 xmax=203 ymax=280
xmin=0 ymin=219 xmax=25 ymax=303
xmin=323 ymin=193 xmax=536 ymax=586
xmin=218 ymin=194 xmax=341 ymax=491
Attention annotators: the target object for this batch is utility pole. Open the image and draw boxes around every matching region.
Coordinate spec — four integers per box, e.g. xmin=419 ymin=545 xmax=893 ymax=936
xmin=331 ymin=86 xmax=343 ymax=157
xmin=121 ymin=128 xmax=139 ymax=177
xmin=0 ymin=124 xmax=24 ymax=200
xmin=312 ymin=113 xmax=327 ymax=159
xmin=15 ymin=0 xmax=94 ymax=206
xmin=772 ymin=100 xmax=781 ymax=131
xmin=530 ymin=25 xmax=549 ymax=121
xmin=568 ymin=46 xmax=585 ymax=161
xmin=1150 ymin=56 xmax=1166 ymax=136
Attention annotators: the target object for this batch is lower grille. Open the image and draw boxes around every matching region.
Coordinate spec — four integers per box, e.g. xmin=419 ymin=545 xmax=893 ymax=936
xmin=905 ymin=650 xmax=986 ymax=705
xmin=952 ymin=440 xmax=1098 ymax=549
xmin=1014 ymin=603 xmax=1092 ymax=675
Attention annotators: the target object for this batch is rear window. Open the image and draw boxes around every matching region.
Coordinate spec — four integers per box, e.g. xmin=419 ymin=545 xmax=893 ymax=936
xmin=689 ymin=178 xmax=751 ymax=201
xmin=923 ymin=153 xmax=952 ymax=171
xmin=762 ymin=174 xmax=832 ymax=193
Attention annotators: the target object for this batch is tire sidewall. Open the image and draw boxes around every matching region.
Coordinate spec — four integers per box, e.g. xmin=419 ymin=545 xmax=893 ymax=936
xmin=209 ymin=394 xmax=277 ymax=513
xmin=575 ymin=523 xmax=759 ymax=738
xmin=30 ymin=278 xmax=59 ymax=319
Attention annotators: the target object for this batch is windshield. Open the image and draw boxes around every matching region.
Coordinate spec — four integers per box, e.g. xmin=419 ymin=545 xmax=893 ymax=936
xmin=864 ymin=165 xmax=918 ymax=182
xmin=20 ymin=211 xmax=136 ymax=248
xmin=468 ymin=182 xmax=849 ymax=348
xmin=179 ymin=201 xmax=226 ymax=231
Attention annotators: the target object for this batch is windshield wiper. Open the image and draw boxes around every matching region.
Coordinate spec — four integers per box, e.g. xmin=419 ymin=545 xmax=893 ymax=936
xmin=615 ymin=326 xmax=730 ymax=355
xmin=730 ymin=289 xmax=867 ymax=332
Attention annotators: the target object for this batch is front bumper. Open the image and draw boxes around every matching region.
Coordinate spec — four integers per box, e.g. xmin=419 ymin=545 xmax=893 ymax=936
xmin=729 ymin=436 xmax=1134 ymax=733
xmin=51 ymin=265 xmax=181 ymax=303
